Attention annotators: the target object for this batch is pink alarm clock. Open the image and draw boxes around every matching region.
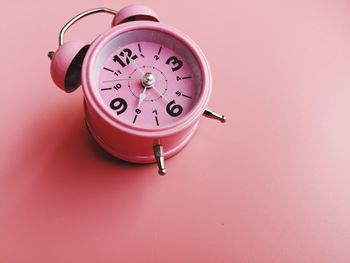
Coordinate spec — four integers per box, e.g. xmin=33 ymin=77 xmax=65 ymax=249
xmin=48 ymin=5 xmax=226 ymax=175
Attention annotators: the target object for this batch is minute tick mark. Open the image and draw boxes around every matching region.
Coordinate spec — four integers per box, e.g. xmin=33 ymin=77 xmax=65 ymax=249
xmin=182 ymin=94 xmax=192 ymax=99
xmin=138 ymin=43 xmax=142 ymax=53
xmin=132 ymin=115 xmax=138 ymax=124
xmin=176 ymin=76 xmax=192 ymax=81
xmin=103 ymin=67 xmax=113 ymax=72
xmin=138 ymin=43 xmax=145 ymax=58
xmin=104 ymin=67 xmax=122 ymax=77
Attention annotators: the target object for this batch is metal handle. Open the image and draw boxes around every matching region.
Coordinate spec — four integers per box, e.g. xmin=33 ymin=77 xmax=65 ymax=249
xmin=48 ymin=8 xmax=117 ymax=59
xmin=58 ymin=7 xmax=117 ymax=46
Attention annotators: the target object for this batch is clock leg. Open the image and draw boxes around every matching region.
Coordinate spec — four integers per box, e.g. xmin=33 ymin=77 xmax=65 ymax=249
xmin=203 ymin=109 xmax=227 ymax=123
xmin=153 ymin=144 xmax=166 ymax=176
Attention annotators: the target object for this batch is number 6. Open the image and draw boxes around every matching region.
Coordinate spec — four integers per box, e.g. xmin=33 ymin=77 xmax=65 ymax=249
xmin=166 ymin=100 xmax=183 ymax=117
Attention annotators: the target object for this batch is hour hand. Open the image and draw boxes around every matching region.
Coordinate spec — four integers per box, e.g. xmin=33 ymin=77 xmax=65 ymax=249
xmin=137 ymin=87 xmax=147 ymax=109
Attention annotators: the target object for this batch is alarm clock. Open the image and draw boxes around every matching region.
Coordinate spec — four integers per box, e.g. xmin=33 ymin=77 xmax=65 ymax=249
xmin=48 ymin=5 xmax=226 ymax=175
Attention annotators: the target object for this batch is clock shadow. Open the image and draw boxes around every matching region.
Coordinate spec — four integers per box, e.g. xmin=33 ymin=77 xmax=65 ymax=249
xmin=4 ymin=102 xmax=159 ymax=246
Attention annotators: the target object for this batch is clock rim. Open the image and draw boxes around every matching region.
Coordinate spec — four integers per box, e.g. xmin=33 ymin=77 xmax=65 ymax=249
xmin=82 ymin=21 xmax=211 ymax=138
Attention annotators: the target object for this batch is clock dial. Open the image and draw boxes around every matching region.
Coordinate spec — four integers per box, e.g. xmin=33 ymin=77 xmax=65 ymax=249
xmin=97 ymin=29 xmax=202 ymax=129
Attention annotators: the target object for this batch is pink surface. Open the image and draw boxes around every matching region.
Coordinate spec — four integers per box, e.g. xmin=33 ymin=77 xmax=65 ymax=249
xmin=1 ymin=0 xmax=350 ymax=262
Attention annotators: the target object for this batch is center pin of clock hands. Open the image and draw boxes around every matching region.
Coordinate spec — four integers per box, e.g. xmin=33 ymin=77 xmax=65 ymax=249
xmin=137 ymin=72 xmax=154 ymax=109
xmin=126 ymin=55 xmax=151 ymax=109
xmin=127 ymin=55 xmax=170 ymax=105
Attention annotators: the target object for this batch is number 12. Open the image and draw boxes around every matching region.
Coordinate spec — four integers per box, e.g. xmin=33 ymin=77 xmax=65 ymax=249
xmin=113 ymin=48 xmax=138 ymax=68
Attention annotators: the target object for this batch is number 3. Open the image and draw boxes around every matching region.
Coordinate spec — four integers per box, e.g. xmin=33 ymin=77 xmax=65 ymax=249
xmin=166 ymin=56 xmax=183 ymax=72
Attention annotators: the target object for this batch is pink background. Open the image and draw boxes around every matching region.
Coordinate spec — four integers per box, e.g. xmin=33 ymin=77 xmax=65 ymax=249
xmin=1 ymin=0 xmax=350 ymax=262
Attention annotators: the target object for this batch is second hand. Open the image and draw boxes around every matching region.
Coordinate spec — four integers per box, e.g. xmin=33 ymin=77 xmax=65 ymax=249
xmin=103 ymin=77 xmax=141 ymax=83
xmin=152 ymin=85 xmax=170 ymax=103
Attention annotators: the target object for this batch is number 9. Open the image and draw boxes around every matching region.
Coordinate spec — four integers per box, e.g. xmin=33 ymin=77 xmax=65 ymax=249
xmin=110 ymin=97 xmax=128 ymax=115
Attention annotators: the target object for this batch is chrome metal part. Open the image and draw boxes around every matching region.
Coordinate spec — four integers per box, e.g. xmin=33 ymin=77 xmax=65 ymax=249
xmin=58 ymin=8 xmax=117 ymax=46
xmin=142 ymin=72 xmax=156 ymax=88
xmin=47 ymin=51 xmax=55 ymax=60
xmin=203 ymin=109 xmax=227 ymax=123
xmin=153 ymin=144 xmax=166 ymax=175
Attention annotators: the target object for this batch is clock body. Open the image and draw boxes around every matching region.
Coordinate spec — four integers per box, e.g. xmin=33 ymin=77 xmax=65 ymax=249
xmin=81 ymin=20 xmax=212 ymax=163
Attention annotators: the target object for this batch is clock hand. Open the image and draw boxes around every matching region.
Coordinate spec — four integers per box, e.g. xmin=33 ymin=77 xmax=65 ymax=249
xmin=152 ymin=85 xmax=170 ymax=103
xmin=137 ymin=87 xmax=148 ymax=109
xmin=103 ymin=77 xmax=141 ymax=83
xmin=127 ymin=55 xmax=145 ymax=76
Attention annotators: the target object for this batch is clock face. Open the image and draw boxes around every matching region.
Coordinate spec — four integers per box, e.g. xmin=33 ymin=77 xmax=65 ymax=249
xmin=96 ymin=29 xmax=202 ymax=129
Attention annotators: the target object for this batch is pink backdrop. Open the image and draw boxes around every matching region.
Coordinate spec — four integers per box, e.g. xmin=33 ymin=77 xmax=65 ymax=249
xmin=1 ymin=0 xmax=350 ymax=262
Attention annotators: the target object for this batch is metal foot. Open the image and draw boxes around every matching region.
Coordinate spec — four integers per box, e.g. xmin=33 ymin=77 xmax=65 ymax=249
xmin=203 ymin=108 xmax=227 ymax=123
xmin=153 ymin=144 xmax=166 ymax=175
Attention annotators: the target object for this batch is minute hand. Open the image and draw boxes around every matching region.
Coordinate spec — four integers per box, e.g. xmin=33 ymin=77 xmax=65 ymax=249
xmin=128 ymin=55 xmax=145 ymax=76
